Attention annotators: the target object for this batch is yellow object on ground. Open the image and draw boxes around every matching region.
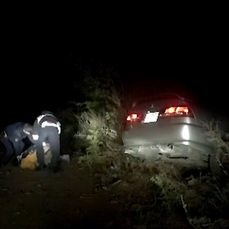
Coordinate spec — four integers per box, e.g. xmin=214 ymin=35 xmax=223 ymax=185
xmin=20 ymin=148 xmax=52 ymax=170
xmin=20 ymin=143 xmax=52 ymax=170
xmin=20 ymin=153 xmax=38 ymax=170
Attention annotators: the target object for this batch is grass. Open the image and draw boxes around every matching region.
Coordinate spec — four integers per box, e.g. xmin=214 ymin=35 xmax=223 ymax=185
xmin=73 ymin=113 xmax=229 ymax=228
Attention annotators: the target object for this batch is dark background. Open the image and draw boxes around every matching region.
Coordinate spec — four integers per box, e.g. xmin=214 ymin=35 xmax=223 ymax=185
xmin=1 ymin=12 xmax=228 ymax=129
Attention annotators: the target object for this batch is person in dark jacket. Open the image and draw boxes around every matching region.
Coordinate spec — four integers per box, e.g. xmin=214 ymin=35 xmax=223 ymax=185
xmin=0 ymin=122 xmax=33 ymax=166
xmin=24 ymin=110 xmax=61 ymax=171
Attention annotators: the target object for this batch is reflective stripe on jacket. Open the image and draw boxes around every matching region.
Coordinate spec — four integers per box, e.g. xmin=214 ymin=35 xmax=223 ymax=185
xmin=36 ymin=114 xmax=61 ymax=134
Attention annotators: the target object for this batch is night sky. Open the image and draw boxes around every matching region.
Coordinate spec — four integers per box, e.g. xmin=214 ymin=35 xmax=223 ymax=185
xmin=1 ymin=17 xmax=228 ymax=129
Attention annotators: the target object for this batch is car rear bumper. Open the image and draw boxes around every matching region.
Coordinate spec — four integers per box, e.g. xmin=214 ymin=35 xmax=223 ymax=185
xmin=122 ymin=117 xmax=215 ymax=168
xmin=123 ymin=117 xmax=213 ymax=148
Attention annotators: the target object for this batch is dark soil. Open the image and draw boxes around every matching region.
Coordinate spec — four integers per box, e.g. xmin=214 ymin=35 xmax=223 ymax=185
xmin=0 ymin=160 xmax=128 ymax=229
xmin=1 ymin=157 xmax=225 ymax=229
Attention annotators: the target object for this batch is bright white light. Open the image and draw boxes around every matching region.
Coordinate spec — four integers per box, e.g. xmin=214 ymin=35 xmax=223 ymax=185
xmin=143 ymin=112 xmax=159 ymax=123
xmin=32 ymin=134 xmax=39 ymax=140
xmin=181 ymin=125 xmax=190 ymax=140
xmin=182 ymin=141 xmax=189 ymax=145
xmin=42 ymin=142 xmax=47 ymax=147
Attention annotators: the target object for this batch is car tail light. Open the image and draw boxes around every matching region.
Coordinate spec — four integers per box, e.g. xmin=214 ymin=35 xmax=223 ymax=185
xmin=126 ymin=113 xmax=143 ymax=122
xmin=161 ymin=106 xmax=193 ymax=117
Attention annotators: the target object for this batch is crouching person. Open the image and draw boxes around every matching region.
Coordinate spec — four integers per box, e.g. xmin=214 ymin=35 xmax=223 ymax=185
xmin=0 ymin=122 xmax=33 ymax=167
xmin=24 ymin=110 xmax=61 ymax=172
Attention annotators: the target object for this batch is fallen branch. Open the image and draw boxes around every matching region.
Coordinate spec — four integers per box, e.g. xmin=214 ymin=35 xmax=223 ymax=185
xmin=180 ymin=194 xmax=196 ymax=228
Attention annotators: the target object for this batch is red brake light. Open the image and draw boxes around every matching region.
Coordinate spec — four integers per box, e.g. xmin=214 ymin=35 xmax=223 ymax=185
xmin=126 ymin=113 xmax=142 ymax=122
xmin=162 ymin=106 xmax=191 ymax=117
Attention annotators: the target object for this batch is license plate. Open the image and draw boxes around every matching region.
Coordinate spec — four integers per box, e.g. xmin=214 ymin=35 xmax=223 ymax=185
xmin=143 ymin=112 xmax=159 ymax=123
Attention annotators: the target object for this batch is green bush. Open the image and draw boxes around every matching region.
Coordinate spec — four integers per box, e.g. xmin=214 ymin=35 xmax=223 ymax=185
xmin=70 ymin=60 xmax=126 ymax=167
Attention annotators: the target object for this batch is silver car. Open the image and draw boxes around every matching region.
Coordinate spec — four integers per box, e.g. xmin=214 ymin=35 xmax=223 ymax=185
xmin=122 ymin=92 xmax=218 ymax=169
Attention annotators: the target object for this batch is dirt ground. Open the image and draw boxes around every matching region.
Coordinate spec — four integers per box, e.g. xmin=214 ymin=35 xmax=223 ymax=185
xmin=0 ymin=160 xmax=122 ymax=229
xmin=0 ymin=158 xmax=197 ymax=229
